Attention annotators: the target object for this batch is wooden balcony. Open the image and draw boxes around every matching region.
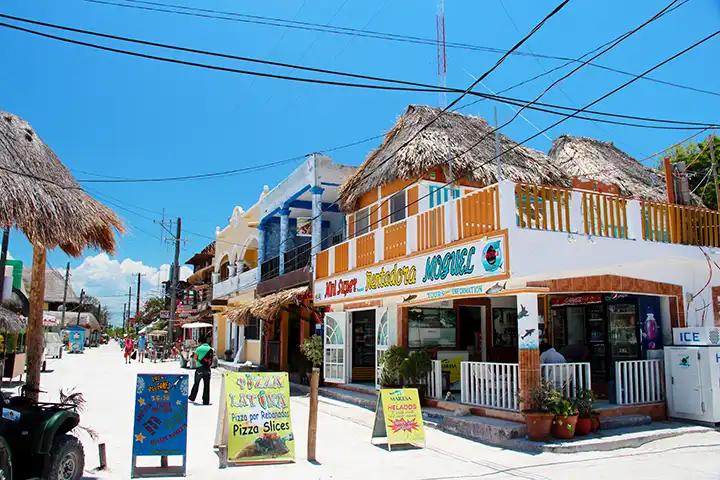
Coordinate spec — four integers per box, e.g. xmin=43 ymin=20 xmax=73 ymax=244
xmin=315 ymin=180 xmax=720 ymax=282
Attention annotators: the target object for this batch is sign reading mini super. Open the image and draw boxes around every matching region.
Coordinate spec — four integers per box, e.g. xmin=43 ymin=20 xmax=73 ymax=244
xmin=371 ymin=388 xmax=426 ymax=450
xmin=315 ymin=235 xmax=505 ymax=304
xmin=224 ymin=372 xmax=295 ymax=464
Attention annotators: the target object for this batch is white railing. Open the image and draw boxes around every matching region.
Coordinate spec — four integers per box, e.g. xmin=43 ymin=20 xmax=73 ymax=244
xmin=426 ymin=360 xmax=442 ymax=400
xmin=541 ymin=362 xmax=591 ymax=399
xmin=460 ymin=362 xmax=519 ymax=411
xmin=212 ymin=268 xmax=258 ymax=300
xmin=615 ymin=359 xmax=665 ymax=405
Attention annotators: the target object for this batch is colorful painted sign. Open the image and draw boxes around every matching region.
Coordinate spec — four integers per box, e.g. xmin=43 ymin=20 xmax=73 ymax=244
xmin=67 ymin=327 xmax=85 ymax=353
xmin=132 ymin=374 xmax=189 ymax=457
xmin=314 ymin=235 xmax=506 ymax=305
xmin=517 ymin=293 xmax=540 ymax=350
xmin=550 ymin=295 xmax=602 ymax=306
xmin=371 ymin=388 xmax=426 ymax=450
xmin=225 ymin=372 xmax=295 ymax=464
xmin=296 ymin=217 xmax=312 ymax=237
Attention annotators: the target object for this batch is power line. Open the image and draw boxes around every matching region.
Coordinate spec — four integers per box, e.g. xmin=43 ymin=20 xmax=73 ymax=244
xmin=80 ymin=0 xmax=720 ymax=99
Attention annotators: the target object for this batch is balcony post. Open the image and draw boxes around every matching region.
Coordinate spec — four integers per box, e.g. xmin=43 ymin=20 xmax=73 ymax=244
xmin=279 ymin=207 xmax=291 ymax=276
xmin=626 ymin=199 xmax=643 ymax=241
xmin=228 ymin=264 xmax=236 ymax=278
xmin=211 ymin=272 xmax=219 ymax=284
xmin=516 ymin=292 xmax=541 ymax=409
xmin=498 ymin=181 xmax=518 ymax=231
xmin=375 ymin=225 xmax=384 ymax=263
xmin=406 ymin=215 xmax=418 ymax=255
xmin=310 ymin=186 xmax=325 ymax=270
xmin=257 ymin=223 xmax=266 ymax=283
xmin=570 ymin=191 xmax=583 ymax=234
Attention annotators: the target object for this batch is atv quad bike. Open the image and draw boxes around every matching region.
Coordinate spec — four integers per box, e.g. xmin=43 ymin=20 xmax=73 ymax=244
xmin=0 ymin=386 xmax=84 ymax=480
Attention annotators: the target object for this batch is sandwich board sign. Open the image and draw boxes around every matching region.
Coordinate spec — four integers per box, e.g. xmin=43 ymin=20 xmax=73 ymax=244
xmin=214 ymin=371 xmax=295 ymax=467
xmin=371 ymin=388 xmax=426 ymax=451
xmin=131 ymin=373 xmax=188 ymax=478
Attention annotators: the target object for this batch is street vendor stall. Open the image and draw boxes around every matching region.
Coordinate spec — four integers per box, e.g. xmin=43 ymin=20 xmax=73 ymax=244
xmin=0 ymin=306 xmax=27 ymax=383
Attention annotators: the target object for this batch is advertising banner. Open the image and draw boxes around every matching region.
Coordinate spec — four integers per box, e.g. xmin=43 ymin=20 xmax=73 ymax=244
xmin=68 ymin=327 xmax=85 ymax=353
xmin=314 ymin=234 xmax=506 ymax=305
xmin=296 ymin=217 xmax=312 ymax=237
xmin=132 ymin=374 xmax=189 ymax=457
xmin=225 ymin=372 xmax=295 ymax=464
xmin=371 ymin=388 xmax=426 ymax=450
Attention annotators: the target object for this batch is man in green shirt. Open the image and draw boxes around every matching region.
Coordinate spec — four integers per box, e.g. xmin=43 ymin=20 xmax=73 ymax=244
xmin=188 ymin=335 xmax=214 ymax=405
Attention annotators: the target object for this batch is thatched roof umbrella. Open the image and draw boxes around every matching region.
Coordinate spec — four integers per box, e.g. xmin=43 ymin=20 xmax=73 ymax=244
xmin=0 ymin=307 xmax=26 ymax=333
xmin=339 ymin=105 xmax=570 ymax=211
xmin=0 ymin=111 xmax=123 ymax=399
xmin=548 ymin=135 xmax=704 ymax=206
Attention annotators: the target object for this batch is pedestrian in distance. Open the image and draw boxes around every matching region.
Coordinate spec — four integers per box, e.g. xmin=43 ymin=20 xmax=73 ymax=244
xmin=188 ymin=335 xmax=214 ymax=405
xmin=137 ymin=332 xmax=147 ymax=363
xmin=123 ymin=335 xmax=134 ymax=364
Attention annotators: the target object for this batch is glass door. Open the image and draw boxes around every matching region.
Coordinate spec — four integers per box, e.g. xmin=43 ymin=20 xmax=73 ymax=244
xmin=608 ymin=303 xmax=639 ymax=360
xmin=586 ymin=304 xmax=607 ymax=383
xmin=375 ymin=307 xmax=389 ymax=389
xmin=324 ymin=312 xmax=347 ymax=383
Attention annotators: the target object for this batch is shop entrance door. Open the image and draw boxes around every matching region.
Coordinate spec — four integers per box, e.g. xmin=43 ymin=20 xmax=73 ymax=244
xmin=324 ymin=312 xmax=348 ymax=384
xmin=375 ymin=307 xmax=389 ymax=388
xmin=351 ymin=310 xmax=376 ymax=383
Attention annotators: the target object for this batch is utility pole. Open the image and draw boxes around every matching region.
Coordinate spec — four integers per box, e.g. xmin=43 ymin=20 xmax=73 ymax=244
xmin=495 ymin=106 xmax=502 ymax=181
xmin=168 ymin=218 xmax=182 ymax=343
xmin=710 ymin=135 xmax=719 ymax=211
xmin=127 ymin=286 xmax=133 ymax=329
xmin=60 ymin=262 xmax=70 ymax=328
xmin=0 ymin=228 xmax=9 ymax=301
xmin=122 ymin=303 xmax=127 ymax=334
xmin=76 ymin=288 xmax=85 ymax=326
xmin=136 ymin=272 xmax=146 ymax=320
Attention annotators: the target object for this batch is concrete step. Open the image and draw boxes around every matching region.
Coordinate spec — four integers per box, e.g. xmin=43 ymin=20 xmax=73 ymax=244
xmin=600 ymin=414 xmax=652 ymax=430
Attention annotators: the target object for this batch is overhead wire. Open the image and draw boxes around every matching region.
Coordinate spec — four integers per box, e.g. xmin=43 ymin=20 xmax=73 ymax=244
xmin=79 ymin=0 xmax=720 ymax=99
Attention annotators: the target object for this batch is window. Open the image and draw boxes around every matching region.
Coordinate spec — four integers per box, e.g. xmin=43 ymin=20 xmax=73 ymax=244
xmin=492 ymin=308 xmax=518 ymax=347
xmin=355 ymin=207 xmax=369 ymax=236
xmin=390 ymin=191 xmax=406 ymax=223
xmin=245 ymin=317 xmax=260 ymax=340
xmin=408 ymin=308 xmax=457 ymax=348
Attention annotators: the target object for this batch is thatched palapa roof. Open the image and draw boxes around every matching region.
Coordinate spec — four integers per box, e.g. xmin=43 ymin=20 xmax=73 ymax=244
xmin=0 ymin=307 xmax=26 ymax=332
xmin=0 ymin=111 xmax=124 ymax=255
xmin=339 ymin=105 xmax=569 ymax=211
xmin=43 ymin=310 xmax=100 ymax=330
xmin=227 ymin=286 xmax=310 ymax=327
xmin=548 ymin=135 xmax=701 ymax=204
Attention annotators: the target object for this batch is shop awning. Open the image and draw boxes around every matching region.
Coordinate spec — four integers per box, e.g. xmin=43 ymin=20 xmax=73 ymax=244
xmin=226 ymin=286 xmax=310 ymax=327
xmin=187 ymin=264 xmax=214 ymax=285
xmin=182 ymin=322 xmax=213 ymax=329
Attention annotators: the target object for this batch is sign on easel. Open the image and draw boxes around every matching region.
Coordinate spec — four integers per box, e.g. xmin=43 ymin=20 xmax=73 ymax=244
xmin=213 ymin=371 xmax=295 ymax=467
xmin=371 ymin=388 xmax=426 ymax=451
xmin=131 ymin=374 xmax=189 ymax=478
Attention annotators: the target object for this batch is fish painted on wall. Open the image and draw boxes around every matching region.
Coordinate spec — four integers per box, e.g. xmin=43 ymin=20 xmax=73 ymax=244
xmin=518 ymin=304 xmax=529 ymax=319
xmin=521 ymin=328 xmax=535 ymax=340
xmin=485 ymin=282 xmax=507 ymax=295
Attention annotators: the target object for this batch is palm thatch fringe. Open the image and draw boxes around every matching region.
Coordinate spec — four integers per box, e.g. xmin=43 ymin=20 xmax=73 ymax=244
xmin=339 ymin=105 xmax=569 ymax=211
xmin=0 ymin=111 xmax=124 ymax=256
xmin=549 ymin=135 xmax=703 ymax=205
xmin=187 ymin=264 xmax=214 ymax=285
xmin=227 ymin=286 xmax=310 ymax=326
xmin=0 ymin=307 xmax=26 ymax=332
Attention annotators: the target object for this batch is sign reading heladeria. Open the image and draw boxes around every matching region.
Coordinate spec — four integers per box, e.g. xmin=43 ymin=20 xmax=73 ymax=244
xmin=313 ymin=234 xmax=506 ymax=305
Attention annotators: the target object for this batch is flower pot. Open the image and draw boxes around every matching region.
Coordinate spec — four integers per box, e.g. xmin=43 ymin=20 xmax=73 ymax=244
xmin=522 ymin=411 xmax=554 ymax=442
xmin=552 ymin=415 xmax=578 ymax=440
xmin=575 ymin=416 xmax=592 ymax=436
xmin=590 ymin=414 xmax=601 ymax=432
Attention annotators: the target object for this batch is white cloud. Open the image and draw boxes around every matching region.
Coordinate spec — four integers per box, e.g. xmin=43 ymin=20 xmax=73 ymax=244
xmin=70 ymin=253 xmax=192 ymax=326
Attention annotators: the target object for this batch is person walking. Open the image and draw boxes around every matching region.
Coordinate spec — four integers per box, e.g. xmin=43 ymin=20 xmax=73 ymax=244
xmin=123 ymin=335 xmax=134 ymax=364
xmin=188 ymin=335 xmax=214 ymax=405
xmin=137 ymin=333 xmax=147 ymax=363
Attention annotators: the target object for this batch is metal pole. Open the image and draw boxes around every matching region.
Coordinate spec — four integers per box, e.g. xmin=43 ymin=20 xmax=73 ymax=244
xmin=136 ymin=272 xmax=142 ymax=319
xmin=127 ymin=286 xmax=132 ymax=329
xmin=709 ymin=135 xmax=719 ymax=211
xmin=0 ymin=228 xmax=9 ymax=301
xmin=77 ymin=289 xmax=84 ymax=326
xmin=60 ymin=262 xmax=70 ymax=328
xmin=122 ymin=303 xmax=126 ymax=334
xmin=495 ymin=106 xmax=502 ymax=181
xmin=168 ymin=218 xmax=182 ymax=344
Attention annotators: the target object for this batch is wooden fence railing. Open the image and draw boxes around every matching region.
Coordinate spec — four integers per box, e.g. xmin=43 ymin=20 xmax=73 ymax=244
xmin=355 ymin=232 xmax=375 ymax=268
xmin=515 ymin=183 xmax=571 ymax=232
xmin=417 ymin=204 xmax=446 ymax=251
xmin=384 ymin=220 xmax=407 ymax=260
xmin=457 ymin=185 xmax=498 ymax=239
xmin=583 ymin=192 xmax=628 ymax=239
xmin=642 ymin=201 xmax=720 ymax=247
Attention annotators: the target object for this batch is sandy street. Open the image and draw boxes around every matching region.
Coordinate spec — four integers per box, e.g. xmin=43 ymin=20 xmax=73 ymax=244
xmin=11 ymin=344 xmax=720 ymax=480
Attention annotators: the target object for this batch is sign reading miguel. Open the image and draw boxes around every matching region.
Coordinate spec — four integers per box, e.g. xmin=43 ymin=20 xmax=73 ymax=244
xmin=315 ymin=235 xmax=506 ymax=305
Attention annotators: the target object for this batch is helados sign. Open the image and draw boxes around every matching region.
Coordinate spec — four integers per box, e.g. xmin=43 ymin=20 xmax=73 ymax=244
xmin=314 ymin=235 xmax=505 ymax=304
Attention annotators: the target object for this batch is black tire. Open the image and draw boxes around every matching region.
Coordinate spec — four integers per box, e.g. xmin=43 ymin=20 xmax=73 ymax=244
xmin=0 ymin=436 xmax=12 ymax=480
xmin=46 ymin=435 xmax=84 ymax=480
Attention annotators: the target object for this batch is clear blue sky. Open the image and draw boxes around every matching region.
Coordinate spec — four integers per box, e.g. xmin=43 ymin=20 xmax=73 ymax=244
xmin=1 ymin=0 xmax=719 ymax=321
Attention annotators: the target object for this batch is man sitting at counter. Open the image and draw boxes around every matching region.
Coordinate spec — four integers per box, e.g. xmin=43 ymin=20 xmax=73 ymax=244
xmin=540 ymin=342 xmax=566 ymax=364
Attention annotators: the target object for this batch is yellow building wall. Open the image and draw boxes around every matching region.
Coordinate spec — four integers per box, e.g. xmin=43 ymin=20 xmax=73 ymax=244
xmin=245 ymin=340 xmax=261 ymax=365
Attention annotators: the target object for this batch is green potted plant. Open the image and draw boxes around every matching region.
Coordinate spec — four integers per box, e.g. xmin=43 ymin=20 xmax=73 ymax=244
xmin=519 ymin=381 xmax=558 ymax=442
xmin=301 ymin=335 xmax=324 ymax=371
xmin=574 ymin=389 xmax=596 ymax=436
xmin=549 ymin=395 xmax=579 ymax=440
xmin=224 ymin=348 xmax=234 ymax=361
xmin=378 ymin=345 xmax=407 ymax=388
xmin=402 ymin=350 xmax=432 ymax=404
